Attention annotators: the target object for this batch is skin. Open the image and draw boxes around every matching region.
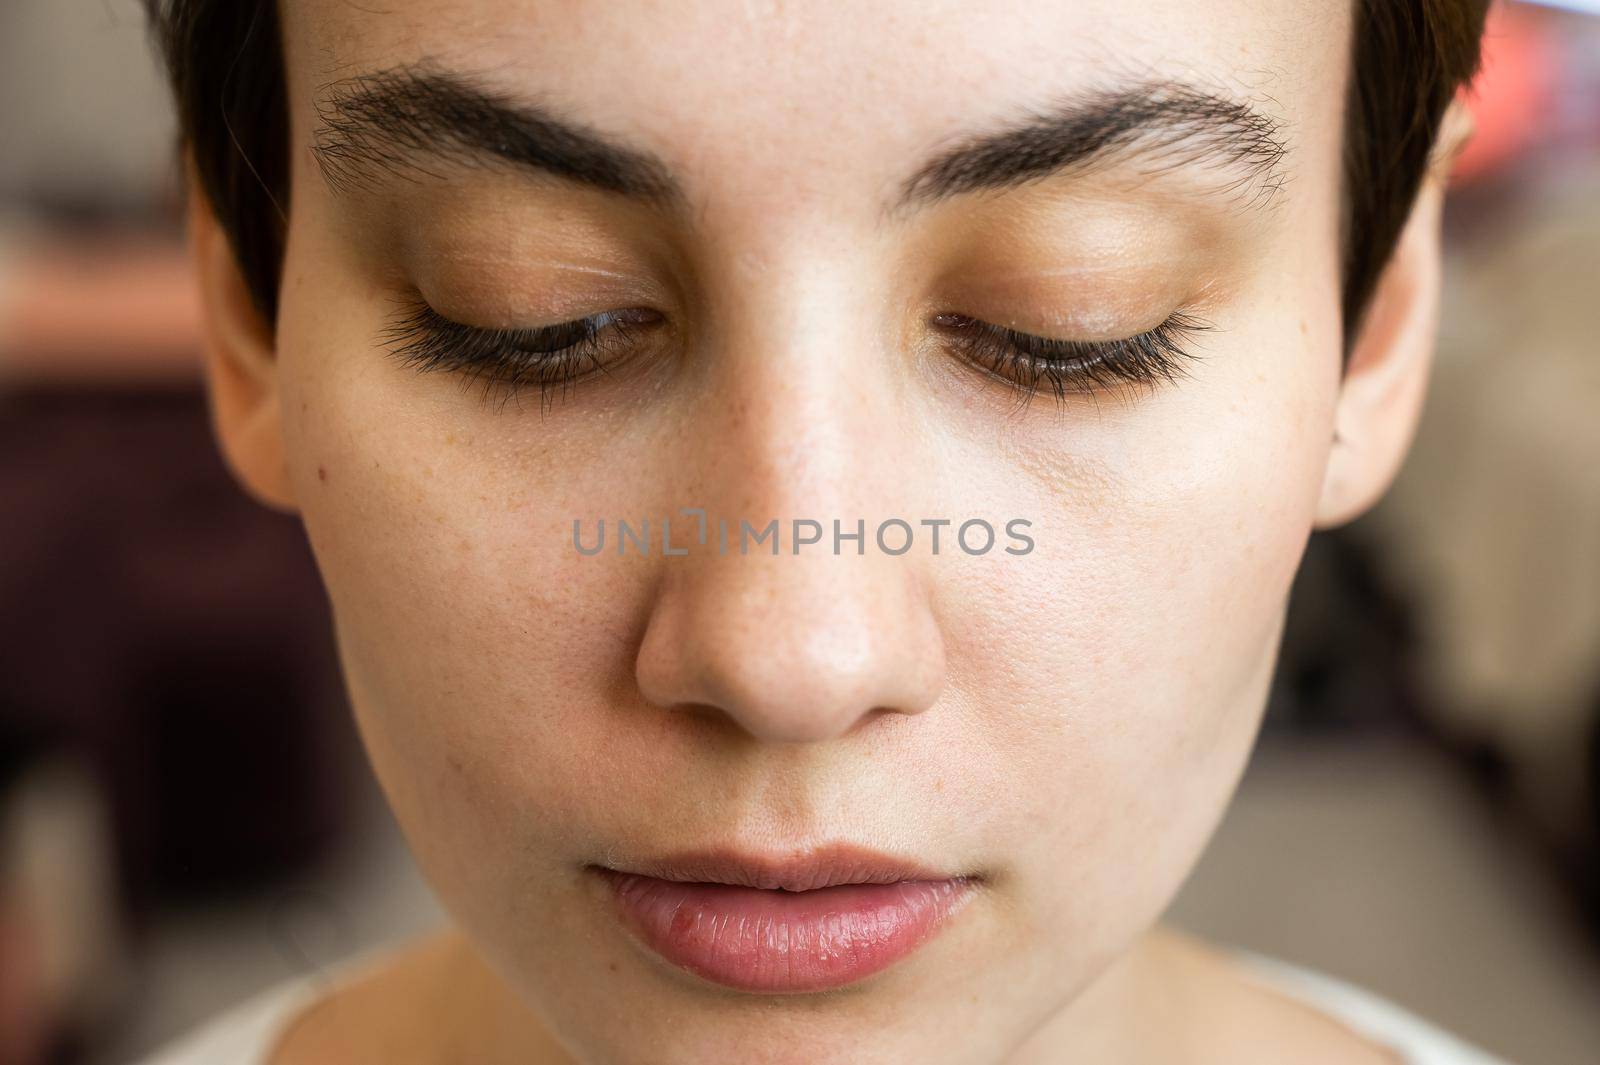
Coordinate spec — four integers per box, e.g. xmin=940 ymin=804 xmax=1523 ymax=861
xmin=190 ymin=1 xmax=1461 ymax=1061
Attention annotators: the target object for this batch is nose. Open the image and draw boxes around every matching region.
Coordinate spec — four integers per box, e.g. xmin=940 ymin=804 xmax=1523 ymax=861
xmin=632 ymin=306 xmax=947 ymax=743
xmin=634 ymin=529 xmax=948 ymax=742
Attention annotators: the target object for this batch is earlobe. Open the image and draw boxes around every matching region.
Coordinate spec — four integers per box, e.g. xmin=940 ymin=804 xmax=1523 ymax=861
xmin=187 ymin=177 xmax=299 ymax=514
xmin=1314 ymin=102 xmax=1472 ymax=530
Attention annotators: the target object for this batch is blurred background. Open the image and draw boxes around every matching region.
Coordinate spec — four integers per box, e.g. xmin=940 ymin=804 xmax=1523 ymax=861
xmin=0 ymin=1 xmax=1596 ymax=1063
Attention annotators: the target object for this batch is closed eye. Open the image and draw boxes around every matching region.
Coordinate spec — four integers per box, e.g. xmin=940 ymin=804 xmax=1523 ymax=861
xmin=380 ymin=299 xmax=665 ymax=412
xmin=932 ymin=310 xmax=1209 ymax=408
xmin=378 ymin=295 xmax=1206 ymax=414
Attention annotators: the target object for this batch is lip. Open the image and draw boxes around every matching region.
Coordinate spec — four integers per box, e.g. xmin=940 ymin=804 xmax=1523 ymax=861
xmin=591 ymin=844 xmax=978 ymax=994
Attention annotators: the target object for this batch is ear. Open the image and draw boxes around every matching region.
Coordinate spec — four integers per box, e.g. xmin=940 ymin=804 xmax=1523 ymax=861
xmin=1314 ymin=101 xmax=1474 ymax=530
xmin=187 ymin=168 xmax=299 ymax=514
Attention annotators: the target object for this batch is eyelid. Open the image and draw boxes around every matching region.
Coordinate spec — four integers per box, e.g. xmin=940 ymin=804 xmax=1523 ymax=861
xmin=417 ymin=302 xmax=655 ymax=341
xmin=932 ymin=310 xmax=1205 ymax=355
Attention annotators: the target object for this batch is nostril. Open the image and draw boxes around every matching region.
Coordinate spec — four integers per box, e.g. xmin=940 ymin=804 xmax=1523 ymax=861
xmin=637 ymin=625 xmax=944 ymax=745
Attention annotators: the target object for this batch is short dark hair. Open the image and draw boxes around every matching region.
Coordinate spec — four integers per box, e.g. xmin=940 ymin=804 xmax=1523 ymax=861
xmin=144 ymin=0 xmax=1488 ymax=349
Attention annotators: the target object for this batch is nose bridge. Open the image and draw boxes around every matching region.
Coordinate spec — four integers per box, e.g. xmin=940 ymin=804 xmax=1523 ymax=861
xmin=676 ymin=233 xmax=914 ymax=549
xmin=632 ymin=257 xmax=947 ymax=743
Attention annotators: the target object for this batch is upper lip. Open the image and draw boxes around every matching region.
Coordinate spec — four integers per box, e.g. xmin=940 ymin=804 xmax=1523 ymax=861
xmin=594 ymin=842 xmax=967 ymax=892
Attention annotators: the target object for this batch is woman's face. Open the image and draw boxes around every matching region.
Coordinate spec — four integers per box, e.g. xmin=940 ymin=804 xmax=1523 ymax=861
xmin=262 ymin=0 xmax=1356 ymax=1060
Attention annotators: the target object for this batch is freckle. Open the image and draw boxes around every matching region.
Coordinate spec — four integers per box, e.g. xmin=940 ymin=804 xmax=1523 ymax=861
xmin=317 ymin=465 xmax=328 ymax=483
xmin=1299 ymin=319 xmax=1308 ymax=335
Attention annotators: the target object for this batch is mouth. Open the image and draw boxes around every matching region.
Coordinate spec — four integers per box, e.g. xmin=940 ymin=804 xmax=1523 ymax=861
xmin=588 ymin=843 xmax=980 ymax=994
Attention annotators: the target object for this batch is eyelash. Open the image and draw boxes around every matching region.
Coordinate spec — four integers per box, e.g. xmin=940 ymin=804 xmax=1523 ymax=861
xmin=931 ymin=311 xmax=1208 ymax=408
xmin=382 ymin=300 xmax=1207 ymax=411
xmin=382 ymin=300 xmax=665 ymax=412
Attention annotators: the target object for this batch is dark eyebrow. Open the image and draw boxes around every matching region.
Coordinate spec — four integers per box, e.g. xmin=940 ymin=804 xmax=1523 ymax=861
xmin=312 ymin=66 xmax=1288 ymax=216
xmin=312 ymin=65 xmax=686 ymax=209
xmin=893 ymin=81 xmax=1290 ymax=215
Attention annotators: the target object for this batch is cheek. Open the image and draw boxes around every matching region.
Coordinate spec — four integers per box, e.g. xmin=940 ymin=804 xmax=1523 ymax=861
xmin=271 ymin=282 xmax=670 ymax=887
xmin=929 ymin=315 xmax=1338 ymax=938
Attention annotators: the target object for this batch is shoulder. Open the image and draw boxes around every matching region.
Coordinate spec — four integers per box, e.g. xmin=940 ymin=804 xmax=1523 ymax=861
xmin=130 ymin=935 xmax=442 ymax=1065
xmin=1152 ymin=925 xmax=1514 ymax=1065
xmin=254 ymin=931 xmax=466 ymax=1065
xmin=1228 ymin=948 xmax=1517 ymax=1065
xmin=131 ymin=975 xmax=324 ymax=1065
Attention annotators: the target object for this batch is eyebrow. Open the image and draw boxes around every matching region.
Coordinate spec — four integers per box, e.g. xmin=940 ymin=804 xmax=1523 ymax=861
xmin=312 ymin=65 xmax=1289 ymax=216
xmin=895 ymin=82 xmax=1289 ymax=213
xmin=312 ymin=65 xmax=684 ymax=207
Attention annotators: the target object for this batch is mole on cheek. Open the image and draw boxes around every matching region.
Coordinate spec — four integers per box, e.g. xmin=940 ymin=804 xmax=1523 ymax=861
xmin=318 ymin=464 xmax=329 ymax=483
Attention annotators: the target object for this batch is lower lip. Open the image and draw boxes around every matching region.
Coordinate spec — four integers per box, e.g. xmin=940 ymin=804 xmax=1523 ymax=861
xmin=597 ymin=870 xmax=976 ymax=993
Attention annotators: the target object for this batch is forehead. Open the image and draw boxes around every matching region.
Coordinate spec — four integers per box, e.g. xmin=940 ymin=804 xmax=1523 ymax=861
xmin=280 ymin=0 xmax=1348 ymax=210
